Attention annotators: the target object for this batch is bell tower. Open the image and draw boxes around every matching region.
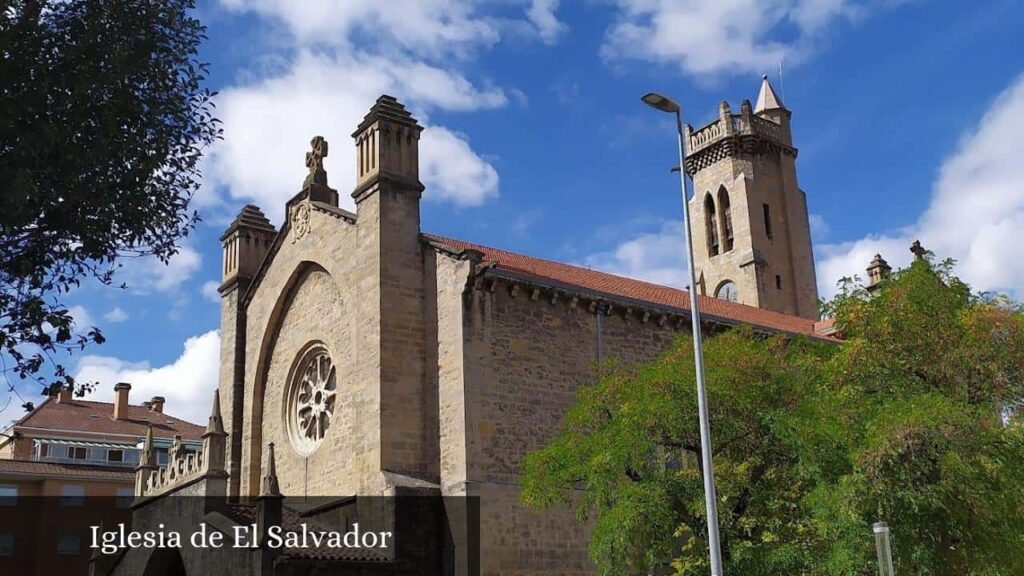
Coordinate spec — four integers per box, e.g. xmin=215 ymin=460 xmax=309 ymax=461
xmin=684 ymin=75 xmax=819 ymax=319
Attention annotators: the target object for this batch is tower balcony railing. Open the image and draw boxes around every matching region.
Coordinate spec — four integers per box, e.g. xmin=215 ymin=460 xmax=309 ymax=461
xmin=687 ymin=113 xmax=784 ymax=155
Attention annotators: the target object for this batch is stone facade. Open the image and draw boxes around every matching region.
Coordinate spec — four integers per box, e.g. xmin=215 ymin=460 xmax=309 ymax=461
xmin=111 ymin=89 xmax=827 ymax=576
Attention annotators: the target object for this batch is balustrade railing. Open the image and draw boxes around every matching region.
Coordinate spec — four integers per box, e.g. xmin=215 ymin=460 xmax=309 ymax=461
xmin=687 ymin=114 xmax=786 ymax=153
xmin=142 ymin=448 xmax=208 ymax=496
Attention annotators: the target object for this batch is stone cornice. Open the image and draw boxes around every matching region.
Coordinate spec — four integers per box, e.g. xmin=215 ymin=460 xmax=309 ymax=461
xmin=472 ymin=267 xmax=835 ymax=341
xmin=478 ymin=268 xmax=719 ymax=331
xmin=310 ymin=201 xmax=356 ymax=224
xmin=351 ymin=171 xmax=425 ymax=204
xmin=685 ymin=133 xmax=797 ymax=176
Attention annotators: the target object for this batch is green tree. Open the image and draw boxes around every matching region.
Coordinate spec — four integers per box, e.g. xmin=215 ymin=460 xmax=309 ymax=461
xmin=522 ymin=256 xmax=1024 ymax=575
xmin=0 ymin=0 xmax=220 ymax=407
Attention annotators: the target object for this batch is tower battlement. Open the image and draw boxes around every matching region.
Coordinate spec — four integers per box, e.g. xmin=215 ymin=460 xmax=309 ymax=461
xmin=684 ymin=100 xmax=795 ymax=176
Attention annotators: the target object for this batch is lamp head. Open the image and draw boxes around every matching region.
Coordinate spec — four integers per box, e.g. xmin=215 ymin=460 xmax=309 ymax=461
xmin=641 ymin=92 xmax=680 ymax=113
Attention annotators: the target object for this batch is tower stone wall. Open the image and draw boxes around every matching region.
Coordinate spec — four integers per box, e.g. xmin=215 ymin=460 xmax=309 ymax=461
xmin=685 ymin=78 xmax=819 ymax=319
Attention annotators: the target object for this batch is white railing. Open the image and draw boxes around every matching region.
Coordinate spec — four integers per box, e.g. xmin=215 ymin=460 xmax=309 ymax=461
xmin=35 ymin=455 xmax=138 ymax=468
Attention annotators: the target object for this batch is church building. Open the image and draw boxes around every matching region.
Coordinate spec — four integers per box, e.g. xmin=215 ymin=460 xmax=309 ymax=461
xmin=103 ymin=79 xmax=837 ymax=576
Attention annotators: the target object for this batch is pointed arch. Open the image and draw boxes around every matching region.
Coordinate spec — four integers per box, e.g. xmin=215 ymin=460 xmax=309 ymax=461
xmin=704 ymin=193 xmax=719 ymax=257
xmin=718 ymin=186 xmax=734 ymax=252
xmin=247 ymin=260 xmax=338 ymax=495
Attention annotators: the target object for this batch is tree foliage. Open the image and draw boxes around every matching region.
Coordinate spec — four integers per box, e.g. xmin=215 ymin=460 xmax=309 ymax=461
xmin=522 ymin=256 xmax=1024 ymax=575
xmin=0 ymin=0 xmax=220 ymax=407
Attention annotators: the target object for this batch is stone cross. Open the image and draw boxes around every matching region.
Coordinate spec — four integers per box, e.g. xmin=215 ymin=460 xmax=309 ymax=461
xmin=304 ymin=135 xmax=329 ymax=188
xmin=910 ymin=240 xmax=927 ymax=260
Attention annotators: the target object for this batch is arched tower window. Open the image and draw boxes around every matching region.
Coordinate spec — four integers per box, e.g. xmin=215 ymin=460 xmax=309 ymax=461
xmin=715 ymin=280 xmax=739 ymax=302
xmin=704 ymin=194 xmax=719 ymax=257
xmin=718 ymin=187 xmax=734 ymax=252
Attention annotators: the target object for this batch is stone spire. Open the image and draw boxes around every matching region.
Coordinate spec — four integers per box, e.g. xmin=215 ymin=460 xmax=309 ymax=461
xmin=206 ymin=389 xmax=226 ymax=436
xmin=754 ymin=74 xmax=786 ymax=113
xmin=139 ymin=424 xmax=155 ymax=468
xmin=866 ymin=253 xmax=892 ymax=291
xmin=203 ymin=389 xmax=228 ymax=478
xmin=134 ymin=424 xmax=157 ymax=496
xmin=256 ymin=442 xmax=283 ymax=552
xmin=260 ymin=442 xmax=281 ymax=498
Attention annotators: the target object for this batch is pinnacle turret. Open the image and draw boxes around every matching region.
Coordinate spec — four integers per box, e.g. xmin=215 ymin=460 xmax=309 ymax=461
xmin=754 ymin=74 xmax=786 ymax=114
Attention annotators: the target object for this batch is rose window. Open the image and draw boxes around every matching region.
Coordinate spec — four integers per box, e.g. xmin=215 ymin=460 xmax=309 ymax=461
xmin=286 ymin=345 xmax=336 ymax=455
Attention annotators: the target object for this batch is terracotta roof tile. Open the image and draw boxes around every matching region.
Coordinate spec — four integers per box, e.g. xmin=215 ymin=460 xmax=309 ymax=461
xmin=425 ymin=234 xmax=836 ymax=340
xmin=12 ymin=397 xmax=204 ymax=440
xmin=0 ymin=458 xmax=135 ymax=481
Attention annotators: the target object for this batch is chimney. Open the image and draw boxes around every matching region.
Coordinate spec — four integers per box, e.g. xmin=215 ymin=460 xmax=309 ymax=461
xmin=56 ymin=384 xmax=73 ymax=404
xmin=113 ymin=382 xmax=131 ymax=420
xmin=149 ymin=396 xmax=165 ymax=413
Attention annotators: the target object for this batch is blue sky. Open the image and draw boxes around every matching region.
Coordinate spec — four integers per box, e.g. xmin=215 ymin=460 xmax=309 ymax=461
xmin=6 ymin=0 xmax=1024 ymax=424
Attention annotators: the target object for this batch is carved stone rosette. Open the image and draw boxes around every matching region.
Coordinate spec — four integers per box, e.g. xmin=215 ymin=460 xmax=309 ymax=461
xmin=285 ymin=343 xmax=337 ymax=455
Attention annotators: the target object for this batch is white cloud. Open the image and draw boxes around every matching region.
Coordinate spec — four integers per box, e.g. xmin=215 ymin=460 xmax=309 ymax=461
xmin=199 ymin=50 xmax=504 ymax=221
xmin=218 ymin=0 xmax=502 ymax=58
xmin=583 ymin=220 xmax=687 ymax=288
xmin=116 ymin=245 xmax=202 ymax=294
xmin=102 ymin=307 xmax=129 ymax=323
xmin=816 ymin=73 xmax=1024 ymax=300
xmin=200 ymin=280 xmax=221 ymax=304
xmin=528 ymin=0 xmax=567 ymax=45
xmin=76 ymin=330 xmax=220 ymax=425
xmin=808 ymin=213 xmax=830 ymax=239
xmin=419 ymin=127 xmax=499 ymax=206
xmin=601 ymin=0 xmax=898 ymax=78
xmin=68 ymin=305 xmax=94 ymax=332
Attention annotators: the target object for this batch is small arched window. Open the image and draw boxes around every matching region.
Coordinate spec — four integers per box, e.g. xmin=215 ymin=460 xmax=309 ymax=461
xmin=718 ymin=187 xmax=734 ymax=252
xmin=704 ymin=194 xmax=719 ymax=257
xmin=715 ymin=281 xmax=739 ymax=302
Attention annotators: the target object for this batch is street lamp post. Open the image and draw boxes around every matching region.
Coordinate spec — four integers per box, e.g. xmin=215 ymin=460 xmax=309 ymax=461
xmin=873 ymin=522 xmax=895 ymax=576
xmin=641 ymin=92 xmax=724 ymax=576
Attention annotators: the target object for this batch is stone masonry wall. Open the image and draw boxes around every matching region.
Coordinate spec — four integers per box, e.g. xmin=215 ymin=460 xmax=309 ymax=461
xmin=439 ymin=263 xmax=685 ymax=575
xmin=240 ymin=203 xmax=383 ymax=497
